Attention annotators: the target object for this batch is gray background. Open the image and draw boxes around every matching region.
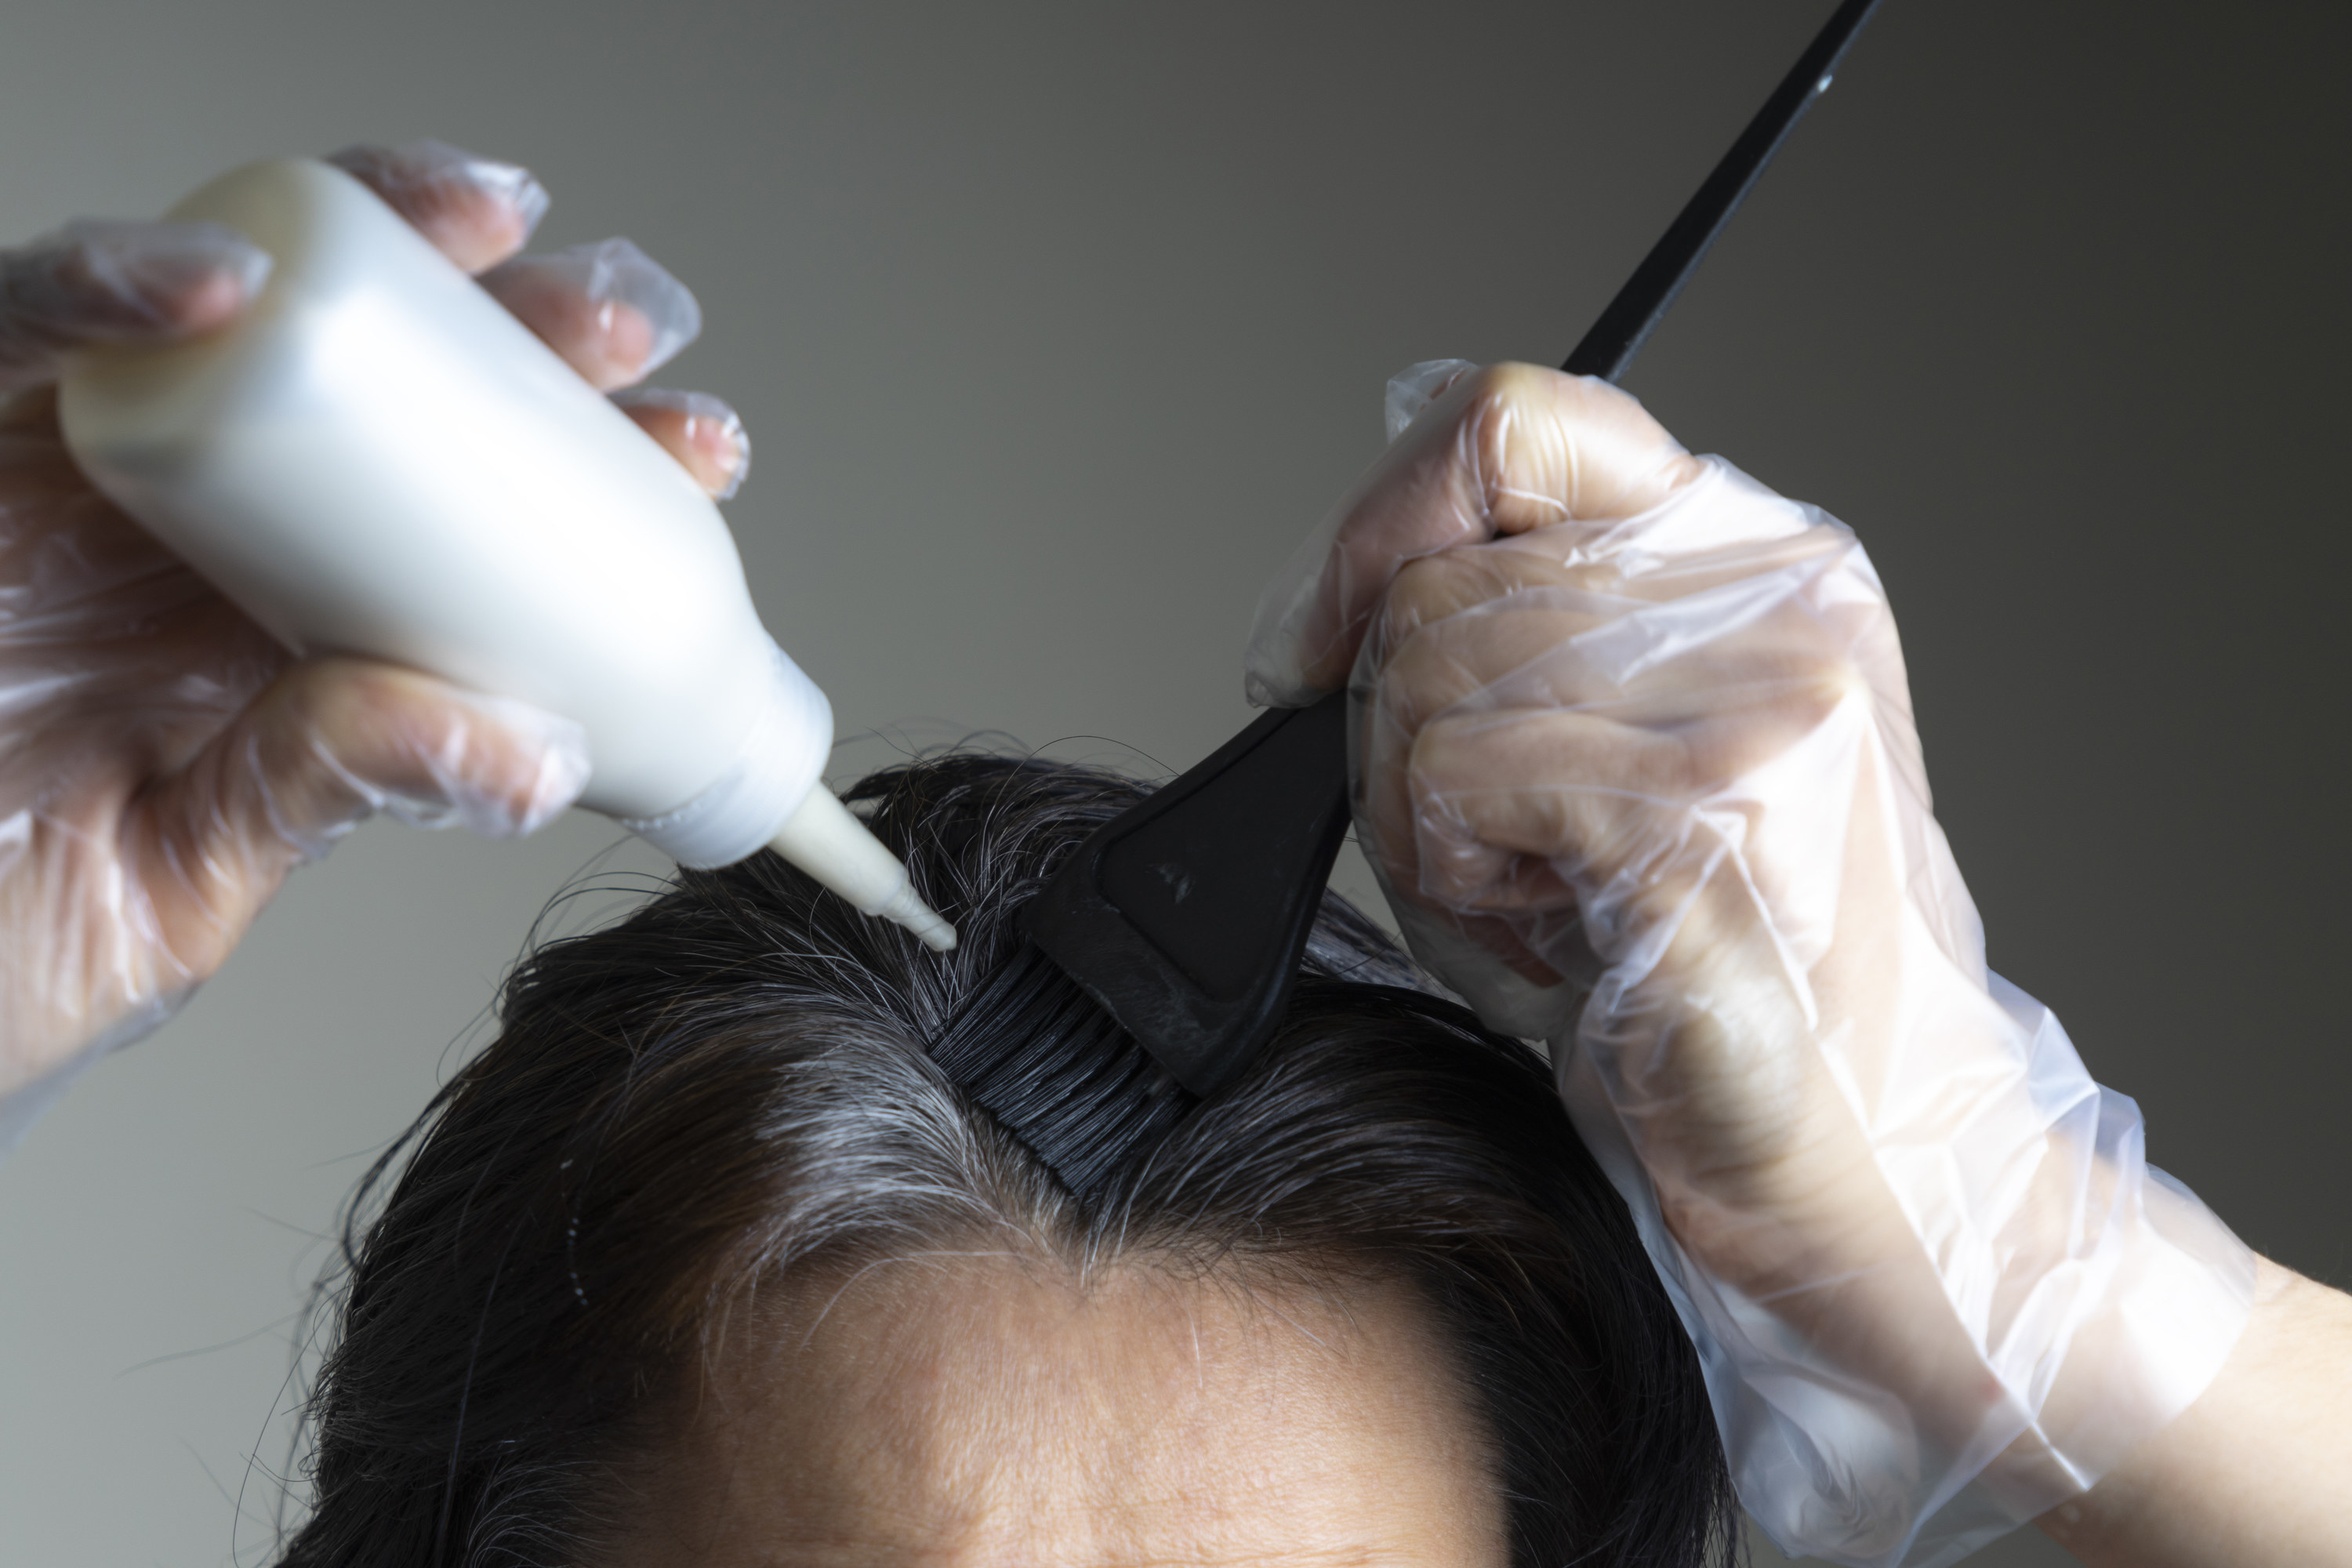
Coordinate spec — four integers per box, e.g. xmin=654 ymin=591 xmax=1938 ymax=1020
xmin=2 ymin=2 xmax=2343 ymax=1564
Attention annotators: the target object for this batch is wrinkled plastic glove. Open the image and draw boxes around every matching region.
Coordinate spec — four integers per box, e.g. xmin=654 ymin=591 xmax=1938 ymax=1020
xmin=0 ymin=141 xmax=750 ymax=1151
xmin=1248 ymin=361 xmax=2256 ymax=1567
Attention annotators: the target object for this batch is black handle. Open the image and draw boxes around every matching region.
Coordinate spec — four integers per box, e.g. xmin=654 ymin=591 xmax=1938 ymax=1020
xmin=1564 ymin=0 xmax=1886 ymax=382
xmin=1031 ymin=0 xmax=1889 ymax=1093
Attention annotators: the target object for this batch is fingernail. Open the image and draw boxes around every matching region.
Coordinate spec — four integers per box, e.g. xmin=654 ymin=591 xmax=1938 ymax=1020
xmin=445 ymin=147 xmax=554 ymax=241
xmin=99 ymin=220 xmax=273 ymax=313
xmin=461 ymin=697 xmax=592 ymax=838
xmin=1385 ymin=358 xmax=1481 ymax=444
xmin=612 ymin=386 xmax=750 ymax=498
xmin=531 ymin=238 xmax=703 ymax=379
xmin=326 ymin=139 xmax=551 ymax=242
xmin=517 ymin=711 xmax=593 ymax=835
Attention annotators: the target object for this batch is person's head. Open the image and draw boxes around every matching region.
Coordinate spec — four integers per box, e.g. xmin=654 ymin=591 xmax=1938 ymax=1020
xmin=282 ymin=754 xmax=1738 ymax=1567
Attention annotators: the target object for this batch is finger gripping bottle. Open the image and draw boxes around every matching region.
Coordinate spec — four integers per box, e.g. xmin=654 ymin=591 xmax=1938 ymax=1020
xmin=56 ymin=158 xmax=954 ymax=950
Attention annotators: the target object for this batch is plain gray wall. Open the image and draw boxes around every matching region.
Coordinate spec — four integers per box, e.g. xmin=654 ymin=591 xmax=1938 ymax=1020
xmin=2 ymin=2 xmax=2343 ymax=1564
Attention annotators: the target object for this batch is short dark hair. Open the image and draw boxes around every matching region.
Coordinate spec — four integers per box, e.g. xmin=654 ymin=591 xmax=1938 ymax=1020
xmin=279 ymin=754 xmax=1740 ymax=1567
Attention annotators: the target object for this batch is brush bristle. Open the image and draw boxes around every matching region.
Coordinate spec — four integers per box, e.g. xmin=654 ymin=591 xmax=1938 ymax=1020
xmin=928 ymin=943 xmax=1195 ymax=1198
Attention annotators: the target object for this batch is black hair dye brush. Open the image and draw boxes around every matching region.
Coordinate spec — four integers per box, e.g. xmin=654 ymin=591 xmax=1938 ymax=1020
xmin=930 ymin=0 xmax=1888 ymax=1198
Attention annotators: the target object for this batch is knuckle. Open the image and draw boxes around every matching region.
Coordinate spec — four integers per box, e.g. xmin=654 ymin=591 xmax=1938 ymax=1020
xmin=1370 ymin=632 xmax=1449 ymax=724
xmin=1383 ymin=544 xmax=1550 ymax=641
xmin=1381 ymin=552 xmax=1472 ymax=636
xmin=1798 ymin=654 xmax=1869 ymax=723
xmin=1463 ymin=361 xmax=1560 ymax=419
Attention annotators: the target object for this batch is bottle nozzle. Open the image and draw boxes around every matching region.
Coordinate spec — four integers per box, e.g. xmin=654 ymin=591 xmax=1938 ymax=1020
xmin=862 ymin=877 xmax=960 ymax=953
xmin=766 ymin=782 xmax=958 ymax=952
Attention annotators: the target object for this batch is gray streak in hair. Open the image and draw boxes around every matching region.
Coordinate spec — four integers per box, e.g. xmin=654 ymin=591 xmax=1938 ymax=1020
xmin=274 ymin=752 xmax=1741 ymax=1568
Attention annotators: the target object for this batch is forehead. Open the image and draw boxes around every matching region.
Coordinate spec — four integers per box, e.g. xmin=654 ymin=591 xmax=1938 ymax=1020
xmin=604 ymin=1253 xmax=1506 ymax=1567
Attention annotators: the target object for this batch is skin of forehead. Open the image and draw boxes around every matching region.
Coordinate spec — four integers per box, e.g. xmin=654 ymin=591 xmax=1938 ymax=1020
xmin=597 ymin=1250 xmax=1510 ymax=1567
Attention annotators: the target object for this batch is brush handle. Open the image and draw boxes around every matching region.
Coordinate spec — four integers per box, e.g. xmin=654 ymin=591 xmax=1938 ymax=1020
xmin=1029 ymin=0 xmax=1889 ymax=1092
xmin=1254 ymin=0 xmax=1889 ymax=904
xmin=1563 ymin=0 xmax=1886 ymax=381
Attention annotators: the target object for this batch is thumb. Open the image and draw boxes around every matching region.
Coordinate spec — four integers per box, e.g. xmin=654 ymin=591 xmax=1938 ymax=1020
xmin=220 ymin=657 xmax=591 ymax=853
xmin=131 ymin=658 xmax=590 ymax=978
xmin=1244 ymin=361 xmax=1700 ymax=707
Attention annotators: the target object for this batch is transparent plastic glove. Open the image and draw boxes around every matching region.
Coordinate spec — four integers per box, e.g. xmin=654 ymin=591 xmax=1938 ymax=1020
xmin=1247 ymin=362 xmax=2256 ymax=1567
xmin=0 ymin=140 xmax=751 ymax=1150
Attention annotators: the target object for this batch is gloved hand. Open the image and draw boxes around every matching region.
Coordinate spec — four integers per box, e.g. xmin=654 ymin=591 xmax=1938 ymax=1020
xmin=1248 ymin=361 xmax=2256 ymax=1567
xmin=0 ymin=140 xmax=752 ymax=1145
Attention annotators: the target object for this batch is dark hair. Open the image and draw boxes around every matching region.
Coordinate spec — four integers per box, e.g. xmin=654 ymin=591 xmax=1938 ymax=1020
xmin=278 ymin=754 xmax=1740 ymax=1567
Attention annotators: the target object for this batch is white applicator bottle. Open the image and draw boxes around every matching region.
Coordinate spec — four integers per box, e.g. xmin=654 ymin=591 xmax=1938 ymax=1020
xmin=56 ymin=158 xmax=956 ymax=952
